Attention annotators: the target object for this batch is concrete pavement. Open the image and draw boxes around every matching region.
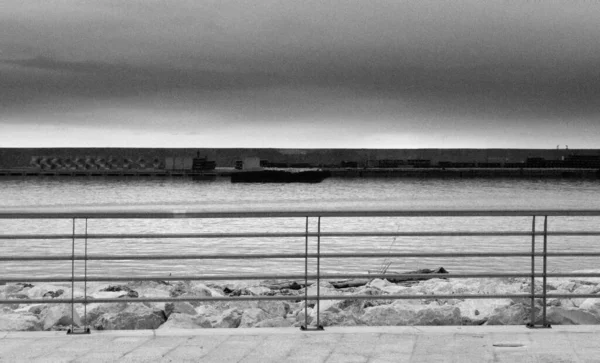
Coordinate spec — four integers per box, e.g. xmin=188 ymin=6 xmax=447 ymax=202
xmin=1 ymin=326 xmax=600 ymax=363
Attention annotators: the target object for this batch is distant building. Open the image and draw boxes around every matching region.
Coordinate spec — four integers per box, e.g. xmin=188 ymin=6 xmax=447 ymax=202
xmin=241 ymin=156 xmax=262 ymax=171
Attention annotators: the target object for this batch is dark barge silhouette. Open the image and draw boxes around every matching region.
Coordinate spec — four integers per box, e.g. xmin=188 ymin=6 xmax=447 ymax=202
xmin=230 ymin=170 xmax=331 ymax=183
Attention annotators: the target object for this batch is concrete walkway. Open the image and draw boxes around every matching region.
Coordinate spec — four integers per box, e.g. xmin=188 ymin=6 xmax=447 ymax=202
xmin=1 ymin=326 xmax=600 ymax=363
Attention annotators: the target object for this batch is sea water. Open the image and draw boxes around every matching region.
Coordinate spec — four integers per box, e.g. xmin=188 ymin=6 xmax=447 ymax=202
xmin=1 ymin=176 xmax=599 ymax=278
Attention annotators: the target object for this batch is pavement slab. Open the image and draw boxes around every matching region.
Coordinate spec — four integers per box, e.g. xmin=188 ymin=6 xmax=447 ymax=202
xmin=1 ymin=326 xmax=600 ymax=363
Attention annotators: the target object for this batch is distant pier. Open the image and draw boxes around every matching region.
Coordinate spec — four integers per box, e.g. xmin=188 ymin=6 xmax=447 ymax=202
xmin=1 ymin=167 xmax=599 ymax=179
xmin=0 ymin=169 xmax=223 ymax=178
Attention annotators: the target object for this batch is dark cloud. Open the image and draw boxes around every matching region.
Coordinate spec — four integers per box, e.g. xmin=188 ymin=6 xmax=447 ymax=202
xmin=1 ymin=1 xmax=600 ymax=147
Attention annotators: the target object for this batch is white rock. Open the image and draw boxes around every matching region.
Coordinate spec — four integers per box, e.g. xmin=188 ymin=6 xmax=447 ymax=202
xmin=0 ymin=312 xmax=42 ymax=331
xmin=91 ymin=303 xmax=165 ymax=330
xmin=485 ymin=304 xmax=529 ymax=325
xmin=195 ymin=305 xmax=220 ymax=318
xmin=368 ymin=279 xmax=393 ymax=290
xmin=255 ymin=301 xmax=290 ymax=318
xmin=164 ymin=302 xmax=197 ymax=318
xmin=158 ymin=313 xmax=212 ymax=329
xmin=546 ymin=307 xmax=600 ymax=325
xmin=246 ymin=286 xmax=272 ymax=295
xmin=456 ymin=299 xmax=513 ymax=324
xmin=577 ymin=298 xmax=600 ymax=314
xmin=91 ymin=291 xmax=129 ymax=299
xmin=362 ymin=303 xmax=461 ymax=326
xmin=571 ymin=285 xmax=600 ymax=307
xmin=213 ymin=308 xmax=242 ymax=328
xmin=380 ymin=285 xmax=413 ymax=294
xmin=254 ymin=317 xmax=293 ymax=328
xmin=26 ymin=285 xmax=72 ymax=299
xmin=40 ymin=304 xmax=82 ymax=330
xmin=239 ymin=308 xmax=269 ymax=328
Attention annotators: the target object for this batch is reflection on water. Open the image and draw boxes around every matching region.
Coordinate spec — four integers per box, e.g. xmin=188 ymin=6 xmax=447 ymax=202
xmin=1 ymin=177 xmax=600 ymax=277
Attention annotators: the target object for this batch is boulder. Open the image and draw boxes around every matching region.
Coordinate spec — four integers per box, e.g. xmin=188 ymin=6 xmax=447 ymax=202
xmin=295 ymin=308 xmax=314 ymax=326
xmin=14 ymin=304 xmax=47 ymax=315
xmin=196 ymin=305 xmax=221 ymax=319
xmin=42 ymin=290 xmax=65 ymax=299
xmin=485 ymin=304 xmax=529 ymax=325
xmin=456 ymin=299 xmax=513 ymax=325
xmin=85 ymin=302 xmax=128 ymax=324
xmin=99 ymin=285 xmax=139 ymax=298
xmin=255 ymin=301 xmax=290 ymax=318
xmin=92 ymin=303 xmax=166 ymax=330
xmin=546 ymin=307 xmax=600 ymax=325
xmin=158 ymin=313 xmax=212 ymax=329
xmin=91 ymin=291 xmax=131 ymax=299
xmin=27 ymin=285 xmax=72 ymax=299
xmin=239 ymin=308 xmax=269 ymax=328
xmin=3 ymin=283 xmax=28 ymax=295
xmin=40 ymin=304 xmax=82 ymax=330
xmin=318 ymin=310 xmax=363 ymax=327
xmin=213 ymin=308 xmax=242 ymax=328
xmin=571 ymin=285 xmax=600 ymax=307
xmin=361 ymin=303 xmax=461 ymax=326
xmin=190 ymin=283 xmax=223 ymax=297
xmin=361 ymin=305 xmax=411 ymax=326
xmin=414 ymin=305 xmax=462 ymax=325
xmin=578 ymin=298 xmax=600 ymax=314
xmin=246 ymin=286 xmax=272 ymax=296
xmin=368 ymin=278 xmax=393 ymax=290
xmin=380 ymin=285 xmax=414 ymax=295
xmin=173 ymin=283 xmax=222 ymax=306
xmin=164 ymin=302 xmax=197 ymax=318
xmin=254 ymin=317 xmax=294 ymax=328
xmin=0 ymin=312 xmax=42 ymax=331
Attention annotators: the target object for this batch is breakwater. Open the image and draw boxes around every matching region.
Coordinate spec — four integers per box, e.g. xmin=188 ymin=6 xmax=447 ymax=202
xmin=1 ymin=167 xmax=599 ymax=179
xmin=2 ymin=273 xmax=600 ymax=331
xmin=2 ymin=147 xmax=599 ymax=170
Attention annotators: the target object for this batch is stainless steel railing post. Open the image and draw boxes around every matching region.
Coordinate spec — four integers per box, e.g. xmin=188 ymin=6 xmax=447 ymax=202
xmin=316 ymin=216 xmax=323 ymax=330
xmin=527 ymin=215 xmax=536 ymax=328
xmin=84 ymin=218 xmax=89 ymax=333
xmin=302 ymin=216 xmax=308 ymax=330
xmin=543 ymin=215 xmax=551 ymax=328
xmin=69 ymin=218 xmax=75 ymax=334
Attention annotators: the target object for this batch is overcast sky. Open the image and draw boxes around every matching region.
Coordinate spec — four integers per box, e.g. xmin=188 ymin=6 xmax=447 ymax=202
xmin=1 ymin=0 xmax=599 ymax=148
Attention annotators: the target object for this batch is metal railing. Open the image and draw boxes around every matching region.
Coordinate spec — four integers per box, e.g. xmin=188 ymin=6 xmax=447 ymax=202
xmin=1 ymin=209 xmax=600 ymax=333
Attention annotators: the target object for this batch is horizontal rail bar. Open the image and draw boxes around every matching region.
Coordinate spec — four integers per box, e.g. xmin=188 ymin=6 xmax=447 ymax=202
xmin=5 ymin=292 xmax=600 ymax=306
xmin=0 ymin=272 xmax=571 ymax=283
xmin=1 ymin=209 xmax=600 ymax=219
xmin=0 ymin=232 xmax=310 ymax=240
xmin=7 ymin=251 xmax=600 ymax=262
xmin=2 ymin=230 xmax=600 ymax=240
xmin=4 ymin=272 xmax=600 ymax=284
xmin=4 ymin=293 xmax=600 ymax=305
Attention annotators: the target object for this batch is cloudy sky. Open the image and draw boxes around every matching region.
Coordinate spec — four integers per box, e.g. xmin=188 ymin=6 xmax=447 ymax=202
xmin=1 ymin=0 xmax=599 ymax=148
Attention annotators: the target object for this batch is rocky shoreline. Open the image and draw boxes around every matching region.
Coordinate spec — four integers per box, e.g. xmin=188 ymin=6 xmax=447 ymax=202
xmin=2 ymin=270 xmax=600 ymax=331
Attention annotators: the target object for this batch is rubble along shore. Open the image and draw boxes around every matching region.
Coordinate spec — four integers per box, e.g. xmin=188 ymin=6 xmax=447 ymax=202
xmin=2 ymin=270 xmax=600 ymax=331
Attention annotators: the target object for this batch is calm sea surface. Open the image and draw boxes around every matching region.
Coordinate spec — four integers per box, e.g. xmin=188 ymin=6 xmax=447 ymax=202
xmin=1 ymin=177 xmax=600 ymax=278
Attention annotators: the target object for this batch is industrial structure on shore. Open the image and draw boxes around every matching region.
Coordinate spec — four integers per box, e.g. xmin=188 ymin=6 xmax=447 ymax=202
xmin=0 ymin=148 xmax=599 ymax=178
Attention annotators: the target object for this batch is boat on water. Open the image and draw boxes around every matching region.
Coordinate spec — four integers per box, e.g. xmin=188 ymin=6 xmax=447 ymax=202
xmin=230 ymin=169 xmax=331 ymax=183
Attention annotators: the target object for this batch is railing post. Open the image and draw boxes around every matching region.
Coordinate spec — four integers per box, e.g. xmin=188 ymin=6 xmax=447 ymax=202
xmin=527 ymin=215 xmax=536 ymax=328
xmin=301 ymin=216 xmax=309 ymax=330
xmin=543 ymin=215 xmax=551 ymax=328
xmin=69 ymin=218 xmax=75 ymax=334
xmin=300 ymin=216 xmax=324 ymax=331
xmin=83 ymin=218 xmax=90 ymax=333
xmin=67 ymin=217 xmax=90 ymax=335
xmin=316 ymin=216 xmax=323 ymax=330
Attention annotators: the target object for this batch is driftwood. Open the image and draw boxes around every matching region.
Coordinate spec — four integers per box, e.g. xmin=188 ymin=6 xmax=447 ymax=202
xmin=265 ymin=281 xmax=310 ymax=290
xmin=331 ymin=267 xmax=449 ymax=289
xmin=264 ymin=268 xmax=449 ymax=290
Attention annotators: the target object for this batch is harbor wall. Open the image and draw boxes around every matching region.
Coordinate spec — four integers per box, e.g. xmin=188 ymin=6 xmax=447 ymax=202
xmin=1 ymin=148 xmax=599 ymax=169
